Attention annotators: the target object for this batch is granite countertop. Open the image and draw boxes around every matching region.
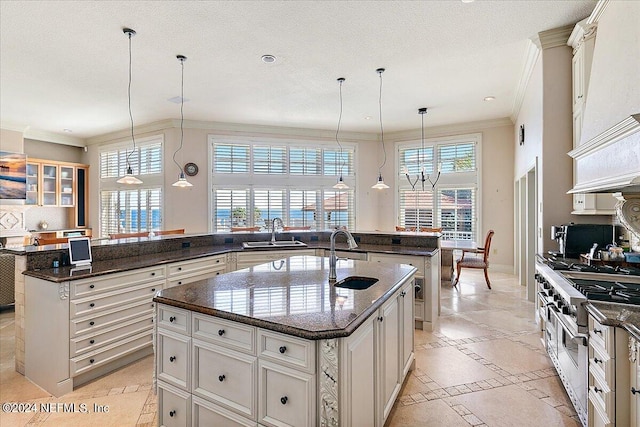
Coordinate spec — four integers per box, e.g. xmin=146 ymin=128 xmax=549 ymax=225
xmin=154 ymin=255 xmax=417 ymax=340
xmin=22 ymin=241 xmax=438 ymax=283
xmin=585 ymin=301 xmax=640 ymax=341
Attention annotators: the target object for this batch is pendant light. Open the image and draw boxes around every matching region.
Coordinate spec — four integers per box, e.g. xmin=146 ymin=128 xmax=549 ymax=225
xmin=371 ymin=68 xmax=389 ymax=189
xmin=116 ymin=28 xmax=143 ymax=185
xmin=333 ymin=77 xmax=349 ymax=190
xmin=172 ymin=55 xmax=193 ymax=188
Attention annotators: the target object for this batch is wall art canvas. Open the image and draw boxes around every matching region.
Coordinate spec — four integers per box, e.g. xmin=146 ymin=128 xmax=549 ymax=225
xmin=0 ymin=151 xmax=27 ymax=200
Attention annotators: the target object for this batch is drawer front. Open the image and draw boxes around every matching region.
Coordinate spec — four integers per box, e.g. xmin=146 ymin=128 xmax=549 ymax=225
xmin=589 ymin=343 xmax=614 ymax=387
xmin=71 ymin=266 xmax=166 ymax=298
xmin=259 ymin=360 xmax=315 ymax=427
xmin=158 ymin=381 xmax=191 ymax=427
xmin=158 ymin=305 xmax=191 ymax=335
xmin=193 ymin=339 xmax=257 ymax=419
xmin=70 ymin=281 xmax=161 ymax=318
xmin=589 ymin=371 xmax=614 ymax=422
xmin=369 ymin=253 xmax=425 ymax=277
xmin=71 ymin=301 xmax=154 ymax=337
xmin=193 ymin=313 xmax=256 ymax=355
xmin=167 ymin=255 xmax=225 ymax=277
xmin=166 ymin=267 xmax=224 ymax=288
xmin=192 ymin=396 xmax=257 ymax=427
xmin=258 ymin=329 xmax=315 ymax=374
xmin=589 ymin=316 xmax=614 ymax=354
xmin=70 ymin=330 xmax=152 ymax=376
xmin=70 ymin=314 xmax=153 ymax=356
xmin=158 ymin=330 xmax=191 ymax=390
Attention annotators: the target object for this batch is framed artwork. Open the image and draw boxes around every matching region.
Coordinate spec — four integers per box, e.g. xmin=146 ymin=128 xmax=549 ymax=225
xmin=0 ymin=151 xmax=27 ymax=200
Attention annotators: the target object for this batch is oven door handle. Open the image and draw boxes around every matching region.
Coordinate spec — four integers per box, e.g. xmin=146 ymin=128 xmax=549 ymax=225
xmin=549 ymin=305 xmax=588 ymax=346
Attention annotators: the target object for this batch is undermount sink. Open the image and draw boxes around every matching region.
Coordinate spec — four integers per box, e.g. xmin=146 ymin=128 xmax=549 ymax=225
xmin=334 ymin=276 xmax=379 ymax=290
xmin=242 ymin=240 xmax=308 ymax=248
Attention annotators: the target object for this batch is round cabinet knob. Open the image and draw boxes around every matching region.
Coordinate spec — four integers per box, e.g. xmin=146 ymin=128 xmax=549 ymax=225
xmin=632 ymin=387 xmax=640 ymax=395
xmin=89 ymin=339 xmax=95 ymax=344
xmin=218 ymin=329 xmax=225 ymax=336
xmin=280 ymin=396 xmax=288 ymax=405
xmin=169 ymin=356 xmax=176 ymax=362
xmin=178 ymin=281 xmax=182 ymax=285
xmin=218 ymin=375 xmax=225 ymax=382
xmin=151 ymin=288 xmax=156 ymax=292
xmin=279 ymin=346 xmax=287 ymax=354
xmin=89 ymin=358 xmax=95 ymax=364
xmin=89 ymin=303 xmax=95 ymax=307
xmin=89 ymin=321 xmax=95 ymax=326
xmin=89 ymin=284 xmax=95 ymax=289
xmin=169 ymin=316 xmax=176 ymax=323
xmin=169 ymin=410 xmax=176 ymax=417
xmin=151 ymin=272 xmax=155 ymax=276
xmin=178 ymin=267 xmax=182 ymax=271
xmin=594 ymin=357 xmax=602 ymax=364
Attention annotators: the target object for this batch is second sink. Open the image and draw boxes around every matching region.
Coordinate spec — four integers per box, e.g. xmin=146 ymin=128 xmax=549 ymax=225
xmin=243 ymin=240 xmax=308 ymax=248
xmin=334 ymin=276 xmax=379 ymax=290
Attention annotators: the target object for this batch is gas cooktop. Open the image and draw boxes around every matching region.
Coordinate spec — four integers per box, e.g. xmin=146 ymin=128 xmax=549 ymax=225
xmin=570 ymin=278 xmax=640 ymax=305
xmin=541 ymin=257 xmax=640 ymax=276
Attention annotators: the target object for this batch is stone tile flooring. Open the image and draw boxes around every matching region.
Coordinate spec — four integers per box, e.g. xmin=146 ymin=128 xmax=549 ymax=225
xmin=0 ymin=269 xmax=580 ymax=426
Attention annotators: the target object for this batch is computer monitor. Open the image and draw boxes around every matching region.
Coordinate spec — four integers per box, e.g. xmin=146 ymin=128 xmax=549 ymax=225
xmin=68 ymin=237 xmax=92 ymax=267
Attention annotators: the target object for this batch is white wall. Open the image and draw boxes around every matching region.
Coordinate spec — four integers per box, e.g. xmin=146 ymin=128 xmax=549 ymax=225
xmin=0 ymin=128 xmax=23 ymax=153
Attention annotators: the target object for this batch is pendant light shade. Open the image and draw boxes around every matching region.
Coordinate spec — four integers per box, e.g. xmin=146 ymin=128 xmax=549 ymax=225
xmin=333 ymin=77 xmax=349 ymax=190
xmin=372 ymin=68 xmax=389 ymax=190
xmin=172 ymin=54 xmax=193 ymax=188
xmin=117 ymin=28 xmax=142 ymax=185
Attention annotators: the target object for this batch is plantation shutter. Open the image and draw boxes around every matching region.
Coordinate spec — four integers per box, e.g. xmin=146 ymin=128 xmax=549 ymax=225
xmin=399 ymin=190 xmax=434 ymax=228
xmin=437 ymin=188 xmax=476 ymax=240
xmin=438 ymin=142 xmax=475 ymax=172
xmin=213 ymin=188 xmax=250 ymax=231
xmin=254 ymin=189 xmax=285 ymax=229
xmin=214 ymin=143 xmax=250 ymax=173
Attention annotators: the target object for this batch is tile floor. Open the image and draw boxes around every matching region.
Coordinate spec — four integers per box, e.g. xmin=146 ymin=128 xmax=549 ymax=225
xmin=0 ymin=270 xmax=580 ymax=426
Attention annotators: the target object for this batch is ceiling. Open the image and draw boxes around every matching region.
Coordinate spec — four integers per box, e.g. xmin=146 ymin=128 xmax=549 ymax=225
xmin=0 ymin=1 xmax=596 ymax=141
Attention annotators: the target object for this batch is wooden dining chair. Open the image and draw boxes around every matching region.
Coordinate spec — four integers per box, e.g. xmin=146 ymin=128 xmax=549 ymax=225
xmin=452 ymin=230 xmax=495 ymax=289
xmin=156 ymin=228 xmax=185 ymax=236
xmin=283 ymin=226 xmax=311 ymax=231
xmin=419 ymin=227 xmax=443 ymax=233
xmin=230 ymin=227 xmax=261 ymax=232
xmin=109 ymin=231 xmax=148 ymax=239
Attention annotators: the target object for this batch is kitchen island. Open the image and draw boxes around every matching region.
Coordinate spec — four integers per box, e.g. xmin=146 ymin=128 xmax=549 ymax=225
xmin=153 ymin=255 xmax=417 ymax=427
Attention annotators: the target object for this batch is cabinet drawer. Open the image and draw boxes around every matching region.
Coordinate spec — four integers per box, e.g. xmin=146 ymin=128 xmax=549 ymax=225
xmin=257 ymin=329 xmax=315 ymax=374
xmin=192 ymin=396 xmax=257 ymax=427
xmin=166 ymin=267 xmax=224 ymax=288
xmin=158 ymin=305 xmax=191 ymax=334
xmin=157 ymin=330 xmax=191 ymax=391
xmin=71 ymin=300 xmax=154 ymax=337
xmin=71 ymin=266 xmax=166 ymax=298
xmin=589 ymin=371 xmax=614 ymax=422
xmin=589 ymin=343 xmax=615 ymax=387
xmin=70 ymin=330 xmax=152 ymax=376
xmin=193 ymin=314 xmax=256 ymax=355
xmin=70 ymin=281 xmax=161 ymax=318
xmin=158 ymin=381 xmax=191 ymax=427
xmin=167 ymin=255 xmax=225 ymax=277
xmin=589 ymin=317 xmax=614 ymax=354
xmin=193 ymin=339 xmax=257 ymax=419
xmin=258 ymin=360 xmax=315 ymax=427
xmin=70 ymin=314 xmax=153 ymax=357
xmin=369 ymin=253 xmax=425 ymax=277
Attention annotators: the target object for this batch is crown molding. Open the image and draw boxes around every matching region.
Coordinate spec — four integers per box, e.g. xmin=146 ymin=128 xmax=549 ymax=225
xmin=511 ymin=38 xmax=541 ymax=121
xmin=586 ymin=0 xmax=610 ymax=25
xmin=22 ymin=128 xmax=86 ymax=147
xmin=386 ymin=117 xmax=513 ymax=143
xmin=538 ymin=24 xmax=574 ymax=50
xmin=568 ymin=114 xmax=640 ymax=160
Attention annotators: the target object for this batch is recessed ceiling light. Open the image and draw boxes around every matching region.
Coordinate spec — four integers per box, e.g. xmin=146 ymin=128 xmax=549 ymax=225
xmin=461 ymin=0 xmax=475 ymax=3
xmin=484 ymin=96 xmax=496 ymax=101
xmin=364 ymin=116 xmax=372 ymax=120
xmin=63 ymin=128 xmax=73 ymax=133
xmin=168 ymin=96 xmax=189 ymax=104
xmin=261 ymin=54 xmax=277 ymax=64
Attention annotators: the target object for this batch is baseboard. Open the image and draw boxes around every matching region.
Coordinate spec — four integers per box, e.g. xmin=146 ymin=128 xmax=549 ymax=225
xmin=490 ymin=264 xmax=514 ymax=274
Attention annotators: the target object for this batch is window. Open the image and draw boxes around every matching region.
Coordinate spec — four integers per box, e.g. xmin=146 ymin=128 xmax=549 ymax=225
xmin=99 ymin=135 xmax=164 ymax=237
xmin=210 ymin=138 xmax=356 ymax=231
xmin=397 ymin=134 xmax=480 ymax=241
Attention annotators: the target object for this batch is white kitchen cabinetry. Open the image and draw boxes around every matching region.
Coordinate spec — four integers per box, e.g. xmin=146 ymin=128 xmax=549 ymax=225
xmin=587 ymin=315 xmax=630 ymax=427
xmin=166 ymin=254 xmax=226 ymax=288
xmin=630 ymin=337 xmax=640 ymax=427
xmin=236 ymin=249 xmax=315 ymax=270
xmin=572 ymin=193 xmax=617 ymax=215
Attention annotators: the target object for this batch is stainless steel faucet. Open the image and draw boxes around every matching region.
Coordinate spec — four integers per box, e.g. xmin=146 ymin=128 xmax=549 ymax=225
xmin=271 ymin=217 xmax=284 ymax=243
xmin=329 ymin=228 xmax=358 ymax=280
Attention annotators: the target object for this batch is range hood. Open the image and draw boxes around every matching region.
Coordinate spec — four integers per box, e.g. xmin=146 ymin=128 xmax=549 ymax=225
xmin=569 ymin=113 xmax=640 ymax=194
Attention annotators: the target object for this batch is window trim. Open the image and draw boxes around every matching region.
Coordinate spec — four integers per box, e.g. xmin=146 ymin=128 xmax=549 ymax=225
xmin=395 ymin=132 xmax=482 ymax=242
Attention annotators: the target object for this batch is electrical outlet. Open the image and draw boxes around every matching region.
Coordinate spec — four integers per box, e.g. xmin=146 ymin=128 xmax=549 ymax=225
xmin=493 ymin=249 xmax=497 ymax=254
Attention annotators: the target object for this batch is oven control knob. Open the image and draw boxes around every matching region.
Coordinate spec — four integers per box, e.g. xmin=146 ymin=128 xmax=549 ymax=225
xmin=556 ymin=300 xmax=563 ymax=308
xmin=543 ymin=282 xmax=550 ymax=290
xmin=553 ymin=294 xmax=560 ymax=301
xmin=562 ymin=306 xmax=570 ymax=315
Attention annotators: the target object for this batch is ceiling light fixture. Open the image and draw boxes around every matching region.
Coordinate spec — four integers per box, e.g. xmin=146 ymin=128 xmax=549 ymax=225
xmin=116 ymin=28 xmax=143 ymax=185
xmin=172 ymin=55 xmax=193 ymax=188
xmin=403 ymin=108 xmax=441 ymax=191
xmin=261 ymin=54 xmax=277 ymax=63
xmin=484 ymin=96 xmax=496 ymax=101
xmin=372 ymin=68 xmax=389 ymax=190
xmin=63 ymin=128 xmax=72 ymax=133
xmin=333 ymin=77 xmax=349 ymax=190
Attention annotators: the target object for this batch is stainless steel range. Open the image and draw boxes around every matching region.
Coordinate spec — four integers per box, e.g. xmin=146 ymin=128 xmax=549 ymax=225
xmin=535 ymin=255 xmax=640 ymax=426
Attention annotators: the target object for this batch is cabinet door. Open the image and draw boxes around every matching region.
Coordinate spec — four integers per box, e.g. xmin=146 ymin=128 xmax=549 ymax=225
xmin=26 ymin=162 xmax=40 ymax=205
xmin=158 ymin=381 xmax=191 ymax=427
xmin=59 ymin=165 xmax=75 ymax=206
xmin=378 ymin=295 xmax=400 ymax=423
xmin=41 ymin=163 xmax=58 ymax=206
xmin=632 ymin=348 xmax=640 ymax=427
xmin=400 ymin=280 xmax=414 ymax=378
xmin=572 ymin=47 xmax=585 ymax=110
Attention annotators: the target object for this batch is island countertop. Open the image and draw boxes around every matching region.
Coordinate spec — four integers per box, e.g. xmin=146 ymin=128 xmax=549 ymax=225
xmin=153 ymin=255 xmax=417 ymax=340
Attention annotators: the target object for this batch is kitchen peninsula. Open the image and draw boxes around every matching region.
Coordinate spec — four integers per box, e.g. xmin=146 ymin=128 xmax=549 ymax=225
xmin=154 ymin=255 xmax=417 ymax=426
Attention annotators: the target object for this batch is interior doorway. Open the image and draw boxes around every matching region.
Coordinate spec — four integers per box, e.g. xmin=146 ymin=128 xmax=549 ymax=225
xmin=515 ymin=161 xmax=538 ymax=302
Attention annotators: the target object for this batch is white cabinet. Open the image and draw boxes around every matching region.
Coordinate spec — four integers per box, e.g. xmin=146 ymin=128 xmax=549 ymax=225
xmin=587 ymin=315 xmax=630 ymax=427
xmin=166 ymin=254 xmax=226 ymax=288
xmin=572 ymin=193 xmax=617 ymax=215
xmin=236 ymin=250 xmax=315 ymax=270
xmin=630 ymin=337 xmax=640 ymax=427
xmin=158 ymin=381 xmax=191 ymax=427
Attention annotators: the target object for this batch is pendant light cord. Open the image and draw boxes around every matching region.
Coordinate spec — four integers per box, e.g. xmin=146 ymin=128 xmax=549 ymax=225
xmin=377 ymin=68 xmax=387 ymax=173
xmin=125 ymin=30 xmax=136 ymax=171
xmin=173 ymin=56 xmax=186 ymax=173
xmin=335 ymin=78 xmax=345 ymax=177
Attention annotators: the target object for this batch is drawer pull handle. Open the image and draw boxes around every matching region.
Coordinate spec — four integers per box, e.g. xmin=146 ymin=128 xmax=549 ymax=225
xmin=89 ymin=321 xmax=95 ymax=326
xmin=218 ymin=375 xmax=225 ymax=382
xmin=593 ymin=386 xmax=602 ymax=393
xmin=594 ymin=357 xmax=602 ymax=364
xmin=89 ymin=284 xmax=95 ymax=289
xmin=169 ymin=316 xmax=176 ymax=323
xmin=89 ymin=358 xmax=95 ymax=364
xmin=378 ymin=316 xmax=384 ymax=322
xmin=280 ymin=396 xmax=288 ymax=405
xmin=218 ymin=329 xmax=225 ymax=336
xmin=593 ymin=329 xmax=602 ymax=335
xmin=89 ymin=339 xmax=95 ymax=344
xmin=89 ymin=303 xmax=95 ymax=307
xmin=169 ymin=356 xmax=176 ymax=362
xmin=169 ymin=410 xmax=176 ymax=417
xmin=279 ymin=346 xmax=287 ymax=354
xmin=632 ymin=387 xmax=640 ymax=395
